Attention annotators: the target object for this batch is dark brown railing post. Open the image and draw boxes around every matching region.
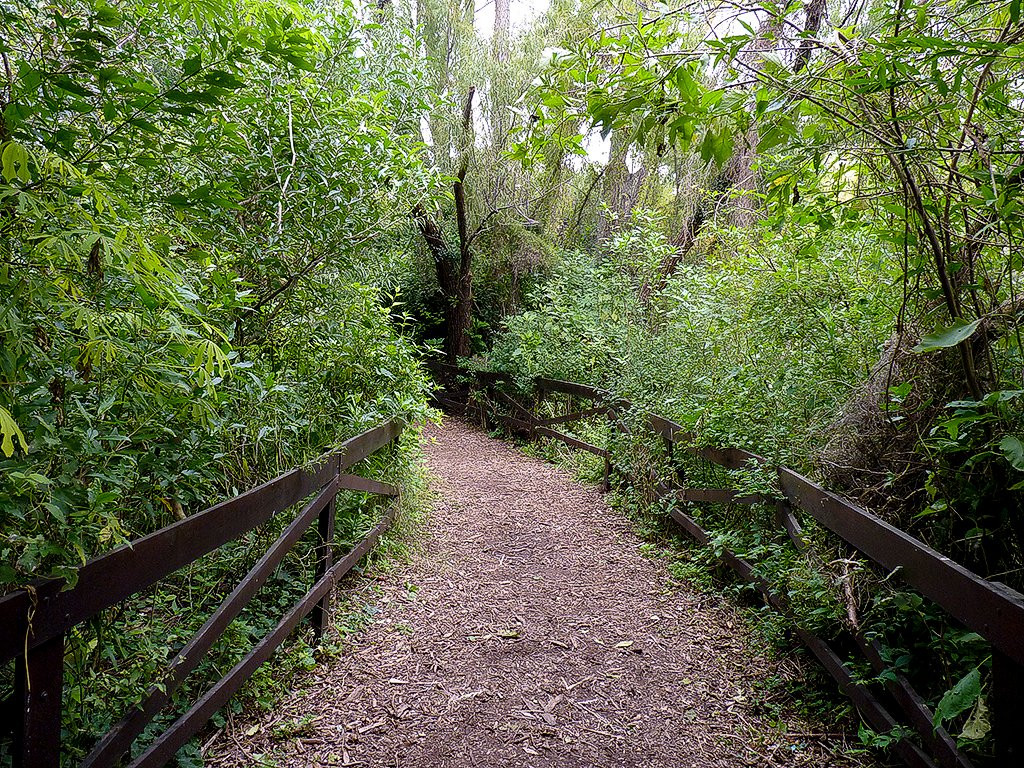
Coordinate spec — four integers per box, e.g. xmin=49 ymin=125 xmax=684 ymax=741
xmin=992 ymin=649 xmax=1024 ymax=763
xmin=663 ymin=435 xmax=676 ymax=491
xmin=605 ymin=405 xmax=619 ymax=492
xmin=674 ymin=442 xmax=686 ymax=488
xmin=310 ymin=493 xmax=337 ymax=640
xmin=13 ymin=631 xmax=64 ymax=768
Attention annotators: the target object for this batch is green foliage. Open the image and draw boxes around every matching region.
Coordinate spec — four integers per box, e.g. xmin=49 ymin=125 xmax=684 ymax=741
xmin=512 ymin=12 xmax=726 ymax=167
xmin=492 ymin=249 xmax=632 ymax=385
xmin=493 ymin=210 xmax=896 ymax=465
xmin=1 ymin=0 xmax=433 ymax=585
xmin=4 ymin=0 xmax=1023 ymax=762
xmin=494 ymin=5 xmax=1024 ymax=748
xmin=933 ymin=668 xmax=982 ymax=731
xmin=486 ymin=208 xmax=992 ymax=759
xmin=1 ymin=0 xmax=435 ymax=763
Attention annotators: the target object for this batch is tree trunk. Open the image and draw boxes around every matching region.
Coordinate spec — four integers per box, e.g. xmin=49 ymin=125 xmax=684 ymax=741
xmin=450 ymin=268 xmax=472 ymax=359
xmin=597 ymin=130 xmax=647 ymax=241
xmin=490 ymin=0 xmax=510 ymax=145
xmin=413 ymin=205 xmax=471 ymax=362
xmin=494 ymin=0 xmax=509 ymax=48
xmin=725 ymin=13 xmax=782 ymax=227
xmin=0 ymin=51 xmax=10 ymax=144
xmin=793 ymin=0 xmax=828 ymax=73
xmin=412 ymin=87 xmax=477 ymax=363
xmin=450 ymin=159 xmax=473 ymax=360
xmin=638 ymin=170 xmax=736 ymax=305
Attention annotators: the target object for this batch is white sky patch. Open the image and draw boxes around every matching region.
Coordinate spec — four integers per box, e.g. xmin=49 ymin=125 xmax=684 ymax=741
xmin=475 ymin=0 xmax=551 ymax=40
xmin=420 ymin=116 xmax=434 ymax=146
xmin=583 ymin=129 xmax=610 ymax=165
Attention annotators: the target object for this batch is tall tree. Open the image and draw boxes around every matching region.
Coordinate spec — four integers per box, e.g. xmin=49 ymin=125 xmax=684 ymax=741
xmin=414 ymin=87 xmax=477 ymax=360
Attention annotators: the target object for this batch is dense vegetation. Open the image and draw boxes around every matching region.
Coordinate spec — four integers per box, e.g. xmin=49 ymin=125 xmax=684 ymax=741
xmin=1 ymin=0 xmax=432 ymax=762
xmin=4 ymin=0 xmax=1024 ymax=763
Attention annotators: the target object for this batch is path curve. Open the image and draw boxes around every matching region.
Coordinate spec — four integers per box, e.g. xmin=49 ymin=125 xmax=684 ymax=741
xmin=209 ymin=420 xmax=865 ymax=767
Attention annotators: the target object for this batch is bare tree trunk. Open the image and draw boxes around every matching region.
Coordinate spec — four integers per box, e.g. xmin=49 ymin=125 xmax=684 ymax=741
xmin=724 ymin=13 xmax=782 ymax=226
xmin=413 ymin=88 xmax=477 ymax=363
xmin=0 ymin=51 xmax=10 ymax=144
xmin=723 ymin=139 xmax=758 ymax=226
xmin=451 ymin=136 xmax=473 ymax=359
xmin=413 ymin=205 xmax=471 ymax=361
xmin=793 ymin=0 xmax=828 ymax=73
xmin=490 ymin=0 xmax=511 ymax=146
xmin=494 ymin=0 xmax=509 ymax=47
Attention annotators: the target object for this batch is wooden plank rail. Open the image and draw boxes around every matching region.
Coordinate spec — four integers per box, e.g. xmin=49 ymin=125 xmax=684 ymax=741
xmin=675 ymin=488 xmax=763 ymax=505
xmin=534 ymin=426 xmax=608 ymax=457
xmin=537 ymin=405 xmax=610 ymax=427
xmin=0 ymin=421 xmax=401 ymax=665
xmin=81 ymin=477 xmax=342 ymax=768
xmin=0 ymin=420 xmax=405 ymax=768
xmin=431 ymin=365 xmax=1024 ymax=767
xmin=535 ymin=377 xmax=610 ymax=400
xmin=777 ymin=468 xmax=1024 ymax=665
xmin=128 ymin=501 xmax=400 ymax=768
xmin=490 ymin=388 xmax=537 ymax=429
xmin=855 ymin=635 xmax=970 ymax=768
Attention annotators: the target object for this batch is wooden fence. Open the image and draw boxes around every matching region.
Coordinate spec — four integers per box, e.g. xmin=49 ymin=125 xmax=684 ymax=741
xmin=432 ymin=362 xmax=1024 ymax=768
xmin=0 ymin=420 xmax=404 ymax=768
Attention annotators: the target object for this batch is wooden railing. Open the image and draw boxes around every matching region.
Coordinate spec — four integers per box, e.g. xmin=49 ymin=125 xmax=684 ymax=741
xmin=0 ymin=420 xmax=404 ymax=768
xmin=432 ymin=363 xmax=1024 ymax=768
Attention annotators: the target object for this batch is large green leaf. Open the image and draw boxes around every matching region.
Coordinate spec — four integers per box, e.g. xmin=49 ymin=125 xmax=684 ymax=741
xmin=0 ymin=406 xmax=28 ymax=457
xmin=1 ymin=141 xmax=31 ymax=182
xmin=912 ymin=319 xmax=981 ymax=353
xmin=1000 ymin=436 xmax=1024 ymax=470
xmin=933 ymin=668 xmax=981 ymax=729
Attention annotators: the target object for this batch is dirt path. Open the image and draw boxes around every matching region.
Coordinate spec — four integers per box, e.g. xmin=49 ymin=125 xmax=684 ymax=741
xmin=208 ymin=420 xmax=866 ymax=767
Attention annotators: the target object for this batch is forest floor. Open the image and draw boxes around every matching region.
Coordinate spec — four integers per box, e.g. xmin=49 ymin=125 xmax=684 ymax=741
xmin=207 ymin=419 xmax=871 ymax=768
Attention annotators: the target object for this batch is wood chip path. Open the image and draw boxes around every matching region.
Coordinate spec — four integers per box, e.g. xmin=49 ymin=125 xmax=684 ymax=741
xmin=208 ymin=419 xmax=869 ymax=767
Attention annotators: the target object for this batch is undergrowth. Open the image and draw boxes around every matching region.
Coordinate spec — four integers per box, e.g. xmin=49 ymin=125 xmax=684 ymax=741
xmin=604 ymin=477 xmax=866 ymax=755
xmin=0 ymin=430 xmax=433 ymax=768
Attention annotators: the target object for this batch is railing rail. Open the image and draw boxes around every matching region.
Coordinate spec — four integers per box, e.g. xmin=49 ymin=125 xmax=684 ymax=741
xmin=1 ymin=419 xmax=405 ymax=768
xmin=432 ymin=363 xmax=1024 ymax=768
